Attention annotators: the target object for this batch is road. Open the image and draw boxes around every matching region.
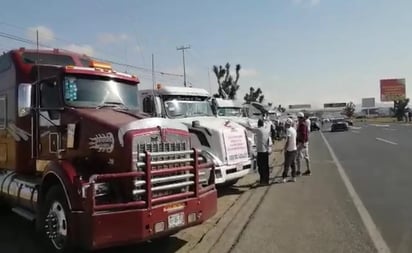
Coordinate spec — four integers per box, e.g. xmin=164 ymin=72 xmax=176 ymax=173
xmin=323 ymin=123 xmax=412 ymax=253
xmin=230 ymin=123 xmax=412 ymax=253
xmin=230 ymin=130 xmax=376 ymax=253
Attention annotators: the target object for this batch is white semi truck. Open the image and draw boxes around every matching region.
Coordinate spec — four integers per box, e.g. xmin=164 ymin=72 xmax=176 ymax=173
xmin=211 ymin=98 xmax=258 ymax=157
xmin=138 ymin=86 xmax=253 ymax=185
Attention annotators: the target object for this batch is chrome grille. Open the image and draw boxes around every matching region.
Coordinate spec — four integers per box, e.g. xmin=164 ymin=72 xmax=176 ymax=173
xmin=133 ymin=139 xmax=197 ymax=202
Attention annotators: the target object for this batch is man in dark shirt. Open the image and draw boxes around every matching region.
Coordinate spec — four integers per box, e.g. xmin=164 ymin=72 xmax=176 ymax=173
xmin=296 ymin=112 xmax=311 ymax=176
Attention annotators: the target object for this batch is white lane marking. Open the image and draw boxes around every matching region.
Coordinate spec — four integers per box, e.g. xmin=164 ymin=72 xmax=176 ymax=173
xmin=370 ymin=124 xmax=390 ymax=127
xmin=351 ymin=126 xmax=362 ymax=130
xmin=351 ymin=130 xmax=360 ymax=134
xmin=382 ymin=128 xmax=396 ymax=131
xmin=320 ymin=132 xmax=391 ymax=253
xmin=376 ymin=138 xmax=397 ymax=145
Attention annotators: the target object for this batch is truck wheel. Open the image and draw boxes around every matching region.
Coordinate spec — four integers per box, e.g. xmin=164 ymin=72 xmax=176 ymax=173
xmin=38 ymin=186 xmax=73 ymax=253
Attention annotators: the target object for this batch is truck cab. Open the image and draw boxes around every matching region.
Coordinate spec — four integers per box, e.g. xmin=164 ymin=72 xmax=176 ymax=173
xmin=0 ymin=49 xmax=217 ymax=252
xmin=210 ymin=98 xmax=259 ymax=162
xmin=139 ymin=86 xmax=253 ymax=186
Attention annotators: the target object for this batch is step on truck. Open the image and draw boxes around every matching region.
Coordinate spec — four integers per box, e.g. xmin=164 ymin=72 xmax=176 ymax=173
xmin=0 ymin=48 xmax=217 ymax=252
xmin=138 ymin=85 xmax=253 ymax=186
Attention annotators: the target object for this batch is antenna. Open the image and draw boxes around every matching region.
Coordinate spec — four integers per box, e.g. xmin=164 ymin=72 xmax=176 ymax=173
xmin=151 ymin=53 xmax=156 ymax=101
xmin=36 ymin=30 xmax=40 ymax=83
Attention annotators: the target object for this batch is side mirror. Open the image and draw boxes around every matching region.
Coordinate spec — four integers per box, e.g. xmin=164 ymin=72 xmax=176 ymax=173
xmin=154 ymin=96 xmax=162 ymax=116
xmin=18 ymin=83 xmax=32 ymax=117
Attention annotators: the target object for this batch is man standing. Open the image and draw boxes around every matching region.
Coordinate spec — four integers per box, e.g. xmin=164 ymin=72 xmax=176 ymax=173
xmin=282 ymin=118 xmax=297 ymax=183
xmin=296 ymin=112 xmax=311 ymax=176
xmin=305 ymin=114 xmax=311 ymax=132
xmin=248 ymin=119 xmax=272 ymax=185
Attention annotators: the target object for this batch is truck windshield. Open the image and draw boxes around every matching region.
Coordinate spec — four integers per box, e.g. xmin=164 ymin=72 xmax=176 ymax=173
xmin=164 ymin=99 xmax=214 ymax=118
xmin=217 ymin=107 xmax=242 ymax=117
xmin=63 ymin=75 xmax=138 ymax=109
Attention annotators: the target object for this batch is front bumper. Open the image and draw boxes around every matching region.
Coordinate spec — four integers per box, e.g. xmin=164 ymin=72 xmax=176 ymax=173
xmin=214 ymin=160 xmax=252 ymax=184
xmin=72 ymin=190 xmax=217 ymax=250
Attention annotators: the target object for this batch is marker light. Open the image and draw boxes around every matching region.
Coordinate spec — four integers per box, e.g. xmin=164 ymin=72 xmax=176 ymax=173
xmin=89 ymin=61 xmax=112 ymax=70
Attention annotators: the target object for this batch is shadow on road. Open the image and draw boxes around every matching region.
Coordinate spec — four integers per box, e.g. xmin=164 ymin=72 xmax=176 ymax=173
xmin=217 ymin=185 xmax=247 ymax=197
xmin=0 ymin=209 xmax=189 ymax=253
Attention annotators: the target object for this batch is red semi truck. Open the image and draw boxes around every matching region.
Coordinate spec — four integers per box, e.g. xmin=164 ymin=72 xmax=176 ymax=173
xmin=0 ymin=48 xmax=217 ymax=252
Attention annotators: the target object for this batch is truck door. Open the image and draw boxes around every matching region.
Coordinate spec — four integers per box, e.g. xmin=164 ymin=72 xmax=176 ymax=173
xmin=36 ymin=78 xmax=64 ymax=159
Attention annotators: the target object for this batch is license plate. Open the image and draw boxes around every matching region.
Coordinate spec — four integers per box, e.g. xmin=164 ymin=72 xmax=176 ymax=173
xmin=237 ymin=164 xmax=243 ymax=171
xmin=168 ymin=212 xmax=185 ymax=229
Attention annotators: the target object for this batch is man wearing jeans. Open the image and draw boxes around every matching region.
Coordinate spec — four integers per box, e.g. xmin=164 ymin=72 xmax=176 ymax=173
xmin=282 ymin=118 xmax=297 ymax=183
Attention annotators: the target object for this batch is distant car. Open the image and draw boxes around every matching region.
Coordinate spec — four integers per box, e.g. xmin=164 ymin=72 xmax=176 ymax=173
xmin=331 ymin=119 xmax=349 ymax=132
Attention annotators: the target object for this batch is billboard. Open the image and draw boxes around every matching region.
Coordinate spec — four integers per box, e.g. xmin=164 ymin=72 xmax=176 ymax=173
xmin=380 ymin=79 xmax=406 ymax=101
xmin=288 ymin=104 xmax=311 ymax=109
xmin=324 ymin=103 xmax=346 ymax=108
xmin=362 ymin=97 xmax=375 ymax=108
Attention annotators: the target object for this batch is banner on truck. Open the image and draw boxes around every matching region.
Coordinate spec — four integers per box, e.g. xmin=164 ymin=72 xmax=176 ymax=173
xmin=223 ymin=128 xmax=249 ymax=165
xmin=380 ymin=79 xmax=406 ymax=101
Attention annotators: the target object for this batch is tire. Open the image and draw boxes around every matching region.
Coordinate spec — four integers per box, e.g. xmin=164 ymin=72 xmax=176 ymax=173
xmin=37 ymin=185 xmax=74 ymax=253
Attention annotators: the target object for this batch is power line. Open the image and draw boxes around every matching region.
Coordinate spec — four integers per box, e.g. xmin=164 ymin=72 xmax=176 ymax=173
xmin=0 ymin=31 xmax=183 ymax=77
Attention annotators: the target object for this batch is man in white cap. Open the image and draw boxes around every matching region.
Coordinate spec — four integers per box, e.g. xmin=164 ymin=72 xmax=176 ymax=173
xmin=296 ymin=112 xmax=311 ymax=176
xmin=281 ymin=118 xmax=297 ymax=182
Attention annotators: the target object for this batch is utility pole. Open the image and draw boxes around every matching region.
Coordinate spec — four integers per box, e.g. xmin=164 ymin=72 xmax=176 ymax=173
xmin=176 ymin=45 xmax=190 ymax=87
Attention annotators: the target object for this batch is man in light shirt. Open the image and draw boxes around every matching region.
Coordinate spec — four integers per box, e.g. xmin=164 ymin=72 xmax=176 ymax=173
xmin=305 ymin=114 xmax=311 ymax=132
xmin=247 ymin=119 xmax=273 ymax=185
xmin=281 ymin=118 xmax=297 ymax=183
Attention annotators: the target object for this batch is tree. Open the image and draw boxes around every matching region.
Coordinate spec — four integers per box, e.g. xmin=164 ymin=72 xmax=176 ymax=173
xmin=243 ymin=87 xmax=264 ymax=104
xmin=393 ymin=98 xmax=410 ymax=121
xmin=344 ymin=102 xmax=356 ymax=118
xmin=212 ymin=63 xmax=241 ymax=99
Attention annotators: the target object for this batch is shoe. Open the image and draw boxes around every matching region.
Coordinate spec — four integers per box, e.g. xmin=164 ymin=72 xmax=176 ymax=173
xmin=296 ymin=171 xmax=301 ymax=177
xmin=281 ymin=178 xmax=287 ymax=183
xmin=291 ymin=177 xmax=296 ymax=182
xmin=302 ymin=170 xmax=312 ymax=176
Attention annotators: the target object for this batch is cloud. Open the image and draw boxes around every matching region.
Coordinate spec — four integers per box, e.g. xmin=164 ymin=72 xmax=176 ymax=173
xmin=292 ymin=0 xmax=320 ymax=6
xmin=65 ymin=44 xmax=95 ymax=56
xmin=26 ymin=26 xmax=55 ymax=44
xmin=134 ymin=45 xmax=142 ymax=53
xmin=310 ymin=0 xmax=320 ymax=6
xmin=97 ymin=33 xmax=129 ymax=44
xmin=241 ymin=68 xmax=258 ymax=78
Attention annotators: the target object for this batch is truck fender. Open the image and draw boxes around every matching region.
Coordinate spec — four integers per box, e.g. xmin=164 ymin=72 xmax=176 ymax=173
xmin=38 ymin=161 xmax=82 ymax=211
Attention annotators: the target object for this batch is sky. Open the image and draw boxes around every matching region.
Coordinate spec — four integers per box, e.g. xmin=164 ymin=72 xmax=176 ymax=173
xmin=1 ymin=0 xmax=412 ymax=109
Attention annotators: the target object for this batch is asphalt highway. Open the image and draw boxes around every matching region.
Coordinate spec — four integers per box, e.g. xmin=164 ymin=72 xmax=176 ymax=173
xmin=230 ymin=123 xmax=412 ymax=253
xmin=323 ymin=123 xmax=412 ymax=253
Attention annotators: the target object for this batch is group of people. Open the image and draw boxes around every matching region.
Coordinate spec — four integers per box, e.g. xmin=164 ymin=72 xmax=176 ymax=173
xmin=249 ymin=112 xmax=312 ymax=185
xmin=282 ymin=112 xmax=311 ymax=183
